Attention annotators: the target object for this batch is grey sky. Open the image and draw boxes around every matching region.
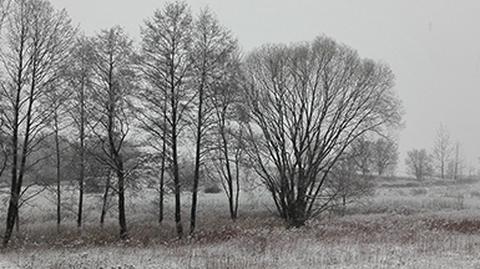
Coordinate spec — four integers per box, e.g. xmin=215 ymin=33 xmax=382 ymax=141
xmin=50 ymin=0 xmax=480 ymax=171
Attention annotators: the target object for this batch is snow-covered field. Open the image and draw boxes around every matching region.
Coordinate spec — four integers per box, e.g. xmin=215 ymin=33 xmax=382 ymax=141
xmin=2 ymin=177 xmax=480 ymax=268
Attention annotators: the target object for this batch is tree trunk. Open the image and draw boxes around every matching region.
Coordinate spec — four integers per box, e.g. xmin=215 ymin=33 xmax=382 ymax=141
xmin=190 ymin=141 xmax=201 ymax=234
xmin=287 ymin=199 xmax=307 ymax=228
xmin=159 ymin=101 xmax=167 ymax=224
xmin=15 ymin=210 xmax=19 ymax=234
xmin=441 ymin=162 xmax=445 ymax=179
xmin=3 ymin=42 xmax=23 ymax=247
xmin=77 ymin=80 xmax=85 ymax=228
xmin=228 ymin=193 xmax=235 ymax=220
xmin=3 ymin=140 xmax=18 ymax=247
xmin=4 ymin=58 xmax=35 ymax=247
xmin=233 ymin=153 xmax=241 ymax=220
xmin=378 ymin=166 xmax=384 ymax=176
xmin=4 ymin=197 xmax=17 ymax=247
xmin=220 ymin=121 xmax=237 ymax=220
xmin=454 ymin=143 xmax=459 ymax=180
xmin=159 ymin=142 xmax=165 ymax=224
xmin=54 ymin=112 xmax=61 ymax=230
xmin=100 ymin=174 xmax=111 ymax=226
xmin=117 ymin=159 xmax=127 ymax=240
xmin=285 ymin=180 xmax=308 ymax=228
xmin=77 ymin=146 xmax=84 ymax=228
xmin=190 ymin=82 xmax=204 ymax=234
xmin=171 ymin=85 xmax=183 ymax=237
xmin=172 ymin=134 xmax=183 ymax=238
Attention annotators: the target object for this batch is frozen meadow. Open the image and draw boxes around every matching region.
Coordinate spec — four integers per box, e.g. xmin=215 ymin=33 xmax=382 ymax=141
xmin=2 ymin=176 xmax=480 ymax=268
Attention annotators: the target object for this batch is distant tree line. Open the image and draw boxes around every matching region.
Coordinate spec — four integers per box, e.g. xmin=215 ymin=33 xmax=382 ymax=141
xmin=0 ymin=0 xmax=402 ymax=246
xmin=405 ymin=124 xmax=466 ymax=181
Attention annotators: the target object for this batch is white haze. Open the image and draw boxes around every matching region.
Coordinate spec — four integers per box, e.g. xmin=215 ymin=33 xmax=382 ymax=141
xmin=49 ymin=0 xmax=480 ymax=173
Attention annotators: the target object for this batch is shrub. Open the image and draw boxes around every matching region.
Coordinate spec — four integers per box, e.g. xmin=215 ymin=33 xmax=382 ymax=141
xmin=204 ymin=184 xmax=222 ymax=194
xmin=470 ymin=191 xmax=480 ymax=198
xmin=410 ymin=188 xmax=427 ymax=196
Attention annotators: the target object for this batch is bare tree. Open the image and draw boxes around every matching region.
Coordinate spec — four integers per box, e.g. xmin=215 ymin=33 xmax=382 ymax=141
xmin=207 ymin=52 xmax=246 ymax=221
xmin=89 ymin=26 xmax=136 ymax=240
xmin=134 ymin=87 xmax=169 ymax=224
xmin=432 ymin=124 xmax=452 ymax=179
xmin=208 ymin=124 xmax=248 ymax=220
xmin=100 ymin=169 xmax=113 ymax=226
xmin=64 ymin=37 xmax=95 ymax=228
xmin=188 ymin=8 xmax=239 ymax=234
xmin=0 ymin=0 xmax=75 ymax=246
xmin=45 ymin=82 xmax=71 ymax=230
xmin=372 ymin=137 xmax=398 ymax=176
xmin=0 ymin=0 xmax=11 ymax=31
xmin=446 ymin=142 xmax=463 ymax=180
xmin=242 ymin=36 xmax=401 ymax=227
xmin=349 ymin=137 xmax=373 ymax=176
xmin=453 ymin=142 xmax=462 ymax=180
xmin=405 ymin=149 xmax=433 ymax=180
xmin=328 ymin=150 xmax=374 ymax=215
xmin=0 ymin=0 xmax=12 ymax=177
xmin=139 ymin=2 xmax=193 ymax=238
xmin=0 ymin=131 xmax=8 ymax=180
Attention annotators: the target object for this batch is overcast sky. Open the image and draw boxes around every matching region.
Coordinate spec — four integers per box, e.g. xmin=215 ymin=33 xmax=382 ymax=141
xmin=49 ymin=0 xmax=480 ymax=172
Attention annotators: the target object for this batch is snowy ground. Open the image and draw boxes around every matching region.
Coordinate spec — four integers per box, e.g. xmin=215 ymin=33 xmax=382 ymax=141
xmin=2 ymin=176 xmax=480 ymax=268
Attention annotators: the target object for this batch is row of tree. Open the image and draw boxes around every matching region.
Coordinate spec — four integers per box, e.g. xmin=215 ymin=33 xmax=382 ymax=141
xmin=406 ymin=125 xmax=464 ymax=180
xmin=0 ymin=0 xmax=402 ymax=246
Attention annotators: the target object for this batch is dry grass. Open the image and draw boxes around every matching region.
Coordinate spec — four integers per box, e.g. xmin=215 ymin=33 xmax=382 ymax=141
xmin=6 ymin=213 xmax=480 ymax=268
xmin=1 ymin=177 xmax=480 ymax=268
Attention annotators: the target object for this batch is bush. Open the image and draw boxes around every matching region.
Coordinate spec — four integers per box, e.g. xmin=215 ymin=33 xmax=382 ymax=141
xmin=85 ymin=177 xmax=104 ymax=194
xmin=470 ymin=191 xmax=480 ymax=198
xmin=204 ymin=184 xmax=222 ymax=194
xmin=410 ymin=188 xmax=427 ymax=196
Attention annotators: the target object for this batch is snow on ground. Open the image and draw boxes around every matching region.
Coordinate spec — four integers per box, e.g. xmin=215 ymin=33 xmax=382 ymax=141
xmin=1 ymin=176 xmax=480 ymax=268
xmin=0 ymin=260 xmax=19 ymax=269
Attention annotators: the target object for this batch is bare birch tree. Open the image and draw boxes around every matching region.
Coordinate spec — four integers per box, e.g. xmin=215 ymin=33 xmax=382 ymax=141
xmin=432 ymin=124 xmax=452 ymax=179
xmin=453 ymin=142 xmax=461 ymax=180
xmin=89 ymin=26 xmax=136 ymax=240
xmin=139 ymin=1 xmax=193 ymax=238
xmin=0 ymin=0 xmax=11 ymax=176
xmin=64 ymin=37 xmax=94 ymax=228
xmin=188 ymin=8 xmax=239 ymax=234
xmin=0 ymin=0 xmax=11 ymax=31
xmin=242 ymin=36 xmax=401 ymax=227
xmin=45 ymin=81 xmax=72 ymax=230
xmin=0 ymin=0 xmax=75 ymax=246
xmin=446 ymin=141 xmax=463 ymax=180
xmin=207 ymin=52 xmax=246 ymax=221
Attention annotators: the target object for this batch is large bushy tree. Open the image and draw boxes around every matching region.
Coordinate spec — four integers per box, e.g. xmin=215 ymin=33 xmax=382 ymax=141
xmin=242 ymin=37 xmax=402 ymax=227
